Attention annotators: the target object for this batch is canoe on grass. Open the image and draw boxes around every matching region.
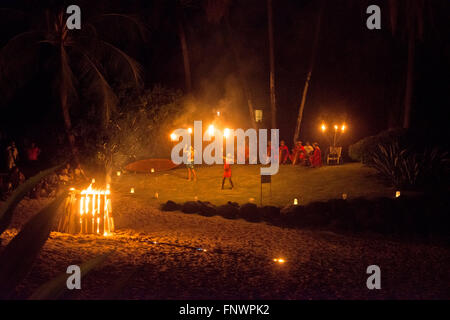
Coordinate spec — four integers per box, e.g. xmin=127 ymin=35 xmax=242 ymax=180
xmin=124 ymin=158 xmax=180 ymax=173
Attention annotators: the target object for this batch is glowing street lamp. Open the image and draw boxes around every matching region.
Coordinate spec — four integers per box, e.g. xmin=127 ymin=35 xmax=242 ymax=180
xmin=341 ymin=124 xmax=346 ymax=132
xmin=321 ymin=124 xmax=326 ymax=132
xmin=188 ymin=127 xmax=192 ymax=134
xmin=170 ymin=132 xmax=177 ymax=141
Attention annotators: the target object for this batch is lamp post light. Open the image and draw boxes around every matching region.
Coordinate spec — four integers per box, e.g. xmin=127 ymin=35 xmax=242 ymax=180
xmin=333 ymin=125 xmax=338 ymax=147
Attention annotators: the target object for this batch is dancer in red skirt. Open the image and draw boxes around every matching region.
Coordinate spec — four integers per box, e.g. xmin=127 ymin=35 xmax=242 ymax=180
xmin=221 ymin=154 xmax=234 ymax=189
xmin=310 ymin=142 xmax=322 ymax=168
xmin=279 ymin=140 xmax=290 ymax=164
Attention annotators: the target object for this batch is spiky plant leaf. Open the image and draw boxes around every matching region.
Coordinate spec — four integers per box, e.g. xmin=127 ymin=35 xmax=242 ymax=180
xmin=28 ymin=251 xmax=113 ymax=300
xmin=0 ymin=165 xmax=62 ymax=237
xmin=0 ymin=195 xmax=65 ymax=299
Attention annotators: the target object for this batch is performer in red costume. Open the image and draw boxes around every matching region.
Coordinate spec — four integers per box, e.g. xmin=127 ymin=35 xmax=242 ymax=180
xmin=279 ymin=140 xmax=290 ymax=164
xmin=221 ymin=154 xmax=234 ymax=189
xmin=310 ymin=142 xmax=322 ymax=168
xmin=290 ymin=140 xmax=306 ymax=165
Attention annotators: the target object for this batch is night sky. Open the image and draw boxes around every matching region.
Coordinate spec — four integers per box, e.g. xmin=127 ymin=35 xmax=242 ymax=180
xmin=1 ymin=0 xmax=449 ymax=148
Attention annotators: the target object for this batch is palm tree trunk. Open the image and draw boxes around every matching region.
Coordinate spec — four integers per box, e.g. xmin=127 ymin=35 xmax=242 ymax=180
xmin=293 ymin=3 xmax=323 ymax=144
xmin=225 ymin=17 xmax=257 ymax=130
xmin=60 ymin=46 xmax=79 ymax=165
xmin=178 ymin=19 xmax=192 ymax=94
xmin=403 ymin=28 xmax=415 ymax=129
xmin=267 ymin=0 xmax=276 ymax=128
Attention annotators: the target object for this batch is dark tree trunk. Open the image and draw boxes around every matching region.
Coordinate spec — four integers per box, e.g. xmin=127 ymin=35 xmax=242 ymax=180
xmin=60 ymin=46 xmax=79 ymax=165
xmin=293 ymin=3 xmax=323 ymax=145
xmin=267 ymin=0 xmax=276 ymax=128
xmin=178 ymin=19 xmax=192 ymax=94
xmin=403 ymin=28 xmax=415 ymax=129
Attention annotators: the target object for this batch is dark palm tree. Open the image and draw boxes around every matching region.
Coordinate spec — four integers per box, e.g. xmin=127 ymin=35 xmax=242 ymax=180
xmin=388 ymin=0 xmax=430 ymax=129
xmin=267 ymin=0 xmax=277 ymax=128
xmin=0 ymin=7 xmax=143 ymax=165
xmin=293 ymin=2 xmax=323 ymax=145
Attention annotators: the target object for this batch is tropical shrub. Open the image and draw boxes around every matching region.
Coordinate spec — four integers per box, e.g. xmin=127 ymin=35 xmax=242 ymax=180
xmin=78 ymin=85 xmax=186 ymax=170
xmin=369 ymin=141 xmax=449 ymax=189
xmin=349 ymin=128 xmax=408 ymax=164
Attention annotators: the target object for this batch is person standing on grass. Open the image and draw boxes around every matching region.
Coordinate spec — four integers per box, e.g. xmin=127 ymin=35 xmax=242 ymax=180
xmin=279 ymin=140 xmax=290 ymax=164
xmin=310 ymin=142 xmax=322 ymax=168
xmin=221 ymin=154 xmax=234 ymax=190
xmin=290 ymin=140 xmax=305 ymax=165
xmin=26 ymin=142 xmax=41 ymax=162
xmin=6 ymin=141 xmax=19 ymax=170
xmin=184 ymin=145 xmax=197 ymax=182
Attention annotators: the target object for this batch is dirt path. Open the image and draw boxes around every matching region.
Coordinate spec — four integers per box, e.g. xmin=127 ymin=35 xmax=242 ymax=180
xmin=2 ymin=197 xmax=450 ymax=299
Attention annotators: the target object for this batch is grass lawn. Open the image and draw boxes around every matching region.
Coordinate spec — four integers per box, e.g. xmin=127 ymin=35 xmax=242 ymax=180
xmin=110 ymin=163 xmax=394 ymax=207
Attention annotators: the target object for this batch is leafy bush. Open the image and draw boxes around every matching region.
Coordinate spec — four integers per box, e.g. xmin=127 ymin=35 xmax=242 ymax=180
xmin=349 ymin=128 xmax=408 ymax=164
xmin=75 ymin=85 xmax=186 ymax=171
xmin=369 ymin=141 xmax=449 ymax=189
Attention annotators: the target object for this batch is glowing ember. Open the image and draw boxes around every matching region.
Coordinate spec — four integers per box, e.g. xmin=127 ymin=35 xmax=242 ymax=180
xmin=342 ymin=193 xmax=348 ymax=200
xmin=395 ymin=191 xmax=401 ymax=198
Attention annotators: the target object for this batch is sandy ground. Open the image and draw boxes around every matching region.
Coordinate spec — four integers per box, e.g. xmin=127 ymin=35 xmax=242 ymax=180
xmin=1 ymin=195 xmax=450 ymax=300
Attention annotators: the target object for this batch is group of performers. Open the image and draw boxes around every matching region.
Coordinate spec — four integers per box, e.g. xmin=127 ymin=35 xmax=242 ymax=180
xmin=271 ymin=140 xmax=323 ymax=167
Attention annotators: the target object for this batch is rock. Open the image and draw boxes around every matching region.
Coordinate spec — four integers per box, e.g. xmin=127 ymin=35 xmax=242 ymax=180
xmin=259 ymin=205 xmax=283 ymax=226
xmin=181 ymin=201 xmax=201 ymax=214
xmin=197 ymin=201 xmax=218 ymax=217
xmin=239 ymin=203 xmax=260 ymax=222
xmin=218 ymin=204 xmax=239 ymax=219
xmin=227 ymin=201 xmax=240 ymax=208
xmin=161 ymin=200 xmax=180 ymax=212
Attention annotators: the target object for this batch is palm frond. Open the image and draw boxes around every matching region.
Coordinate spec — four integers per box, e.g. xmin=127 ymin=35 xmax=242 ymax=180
xmin=0 ymin=195 xmax=66 ymax=299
